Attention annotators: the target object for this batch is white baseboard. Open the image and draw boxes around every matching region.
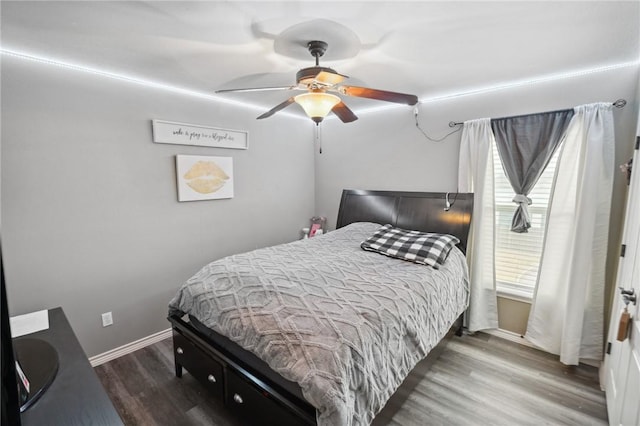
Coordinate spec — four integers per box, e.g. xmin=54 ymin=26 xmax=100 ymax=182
xmin=89 ymin=328 xmax=172 ymax=367
xmin=581 ymin=358 xmax=600 ymax=368
xmin=481 ymin=328 xmax=600 ymax=368
xmin=598 ymin=360 xmax=606 ymax=391
xmin=481 ymin=328 xmax=536 ymax=348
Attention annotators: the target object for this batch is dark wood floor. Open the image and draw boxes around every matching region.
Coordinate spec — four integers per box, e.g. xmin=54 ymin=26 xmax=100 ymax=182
xmin=94 ymin=332 xmax=608 ymax=426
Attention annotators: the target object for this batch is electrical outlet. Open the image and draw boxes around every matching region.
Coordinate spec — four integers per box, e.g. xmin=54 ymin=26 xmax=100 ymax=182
xmin=101 ymin=312 xmax=113 ymax=327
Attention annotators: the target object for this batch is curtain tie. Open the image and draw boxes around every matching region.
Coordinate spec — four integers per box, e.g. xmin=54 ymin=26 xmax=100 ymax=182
xmin=511 ymin=194 xmax=532 ymax=233
xmin=512 ymin=194 xmax=532 ymax=206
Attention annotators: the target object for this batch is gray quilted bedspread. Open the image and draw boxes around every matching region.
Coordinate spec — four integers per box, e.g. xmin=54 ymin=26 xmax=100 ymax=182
xmin=169 ymin=222 xmax=469 ymax=426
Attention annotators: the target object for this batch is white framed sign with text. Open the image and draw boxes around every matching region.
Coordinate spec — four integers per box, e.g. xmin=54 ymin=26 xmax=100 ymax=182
xmin=152 ymin=120 xmax=248 ymax=150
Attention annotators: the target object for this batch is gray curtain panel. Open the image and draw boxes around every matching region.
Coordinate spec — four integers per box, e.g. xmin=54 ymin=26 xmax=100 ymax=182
xmin=491 ymin=109 xmax=574 ymax=233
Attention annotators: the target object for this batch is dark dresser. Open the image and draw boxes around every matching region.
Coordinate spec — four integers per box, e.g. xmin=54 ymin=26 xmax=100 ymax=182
xmin=18 ymin=307 xmax=123 ymax=426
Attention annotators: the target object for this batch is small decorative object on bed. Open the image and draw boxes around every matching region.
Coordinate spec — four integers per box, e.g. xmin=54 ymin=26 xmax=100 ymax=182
xmin=152 ymin=120 xmax=248 ymax=150
xmin=175 ymin=155 xmax=233 ymax=202
xmin=168 ymin=190 xmax=473 ymax=425
xmin=308 ymin=216 xmax=326 ymax=237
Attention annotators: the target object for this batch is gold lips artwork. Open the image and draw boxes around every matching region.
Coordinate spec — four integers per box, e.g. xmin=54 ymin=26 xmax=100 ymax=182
xmin=183 ymin=160 xmax=229 ymax=194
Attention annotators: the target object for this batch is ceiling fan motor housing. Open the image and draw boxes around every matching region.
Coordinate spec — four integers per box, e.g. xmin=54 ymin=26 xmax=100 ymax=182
xmin=296 ymin=66 xmax=339 ymax=86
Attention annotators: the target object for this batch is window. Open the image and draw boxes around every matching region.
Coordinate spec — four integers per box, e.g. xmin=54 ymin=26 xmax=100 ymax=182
xmin=492 ymin=143 xmax=559 ymax=300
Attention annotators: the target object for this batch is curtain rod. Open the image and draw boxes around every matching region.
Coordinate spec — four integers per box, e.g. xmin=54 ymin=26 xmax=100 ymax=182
xmin=448 ymin=99 xmax=627 ymax=128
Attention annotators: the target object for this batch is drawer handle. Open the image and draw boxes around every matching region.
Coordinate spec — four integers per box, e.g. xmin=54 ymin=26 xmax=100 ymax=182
xmin=176 ymin=347 xmax=184 ymax=354
xmin=207 ymin=374 xmax=216 ymax=383
xmin=233 ymin=393 xmax=243 ymax=404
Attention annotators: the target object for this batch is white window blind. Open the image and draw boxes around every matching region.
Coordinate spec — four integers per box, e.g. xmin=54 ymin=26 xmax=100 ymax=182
xmin=492 ymin=143 xmax=559 ymax=300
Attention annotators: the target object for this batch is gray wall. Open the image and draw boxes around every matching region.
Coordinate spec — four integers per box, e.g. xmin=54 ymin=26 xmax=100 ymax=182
xmin=1 ymin=56 xmax=316 ymax=357
xmin=315 ymin=65 xmax=640 ymax=336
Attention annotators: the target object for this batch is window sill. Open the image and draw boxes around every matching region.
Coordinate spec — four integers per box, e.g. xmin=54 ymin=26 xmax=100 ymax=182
xmin=496 ymin=288 xmax=533 ymax=304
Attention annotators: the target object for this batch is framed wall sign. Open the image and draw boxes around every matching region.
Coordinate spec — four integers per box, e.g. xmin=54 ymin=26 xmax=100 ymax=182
xmin=153 ymin=120 xmax=248 ymax=150
xmin=175 ymin=155 xmax=234 ymax=202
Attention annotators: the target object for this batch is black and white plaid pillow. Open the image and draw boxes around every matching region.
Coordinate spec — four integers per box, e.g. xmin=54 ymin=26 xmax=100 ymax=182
xmin=361 ymin=224 xmax=460 ymax=268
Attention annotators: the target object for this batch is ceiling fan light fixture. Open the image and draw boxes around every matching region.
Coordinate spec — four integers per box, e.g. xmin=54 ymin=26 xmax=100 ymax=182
xmin=294 ymin=92 xmax=341 ymax=124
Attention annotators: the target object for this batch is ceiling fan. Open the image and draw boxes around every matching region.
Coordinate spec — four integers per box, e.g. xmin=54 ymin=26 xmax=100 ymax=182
xmin=215 ymin=41 xmax=419 ymax=124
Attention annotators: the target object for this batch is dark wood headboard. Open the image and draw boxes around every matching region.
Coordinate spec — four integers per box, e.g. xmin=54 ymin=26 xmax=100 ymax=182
xmin=336 ymin=190 xmax=474 ymax=254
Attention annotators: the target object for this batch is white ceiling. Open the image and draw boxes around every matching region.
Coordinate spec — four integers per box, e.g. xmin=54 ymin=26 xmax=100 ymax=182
xmin=2 ymin=1 xmax=639 ymax=118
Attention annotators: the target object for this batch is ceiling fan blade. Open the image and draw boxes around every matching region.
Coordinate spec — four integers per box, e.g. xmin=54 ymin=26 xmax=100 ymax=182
xmin=331 ymin=102 xmax=358 ymax=123
xmin=257 ymin=97 xmax=296 ymax=120
xmin=314 ymin=70 xmax=348 ymax=86
xmin=216 ymin=85 xmax=297 ymax=94
xmin=339 ymin=86 xmax=419 ymax=105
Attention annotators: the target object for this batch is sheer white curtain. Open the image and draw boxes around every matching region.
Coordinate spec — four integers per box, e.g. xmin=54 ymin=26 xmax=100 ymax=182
xmin=458 ymin=118 xmax=499 ymax=332
xmin=526 ymin=103 xmax=615 ymax=365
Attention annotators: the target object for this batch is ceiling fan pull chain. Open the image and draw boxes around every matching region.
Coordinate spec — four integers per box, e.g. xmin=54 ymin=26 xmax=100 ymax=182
xmin=316 ymin=124 xmax=323 ymax=154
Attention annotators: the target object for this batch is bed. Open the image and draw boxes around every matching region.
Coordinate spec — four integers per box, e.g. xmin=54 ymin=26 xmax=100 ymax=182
xmin=168 ymin=189 xmax=473 ymax=425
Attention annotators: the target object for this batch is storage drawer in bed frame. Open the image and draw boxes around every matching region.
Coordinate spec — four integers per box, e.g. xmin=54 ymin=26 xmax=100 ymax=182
xmin=173 ymin=331 xmax=224 ymax=398
xmin=169 ymin=315 xmax=316 ymax=425
xmin=226 ymin=368 xmax=308 ymax=426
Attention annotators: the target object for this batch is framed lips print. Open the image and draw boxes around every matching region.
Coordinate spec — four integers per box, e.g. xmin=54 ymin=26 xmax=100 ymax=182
xmin=175 ymin=155 xmax=234 ymax=202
